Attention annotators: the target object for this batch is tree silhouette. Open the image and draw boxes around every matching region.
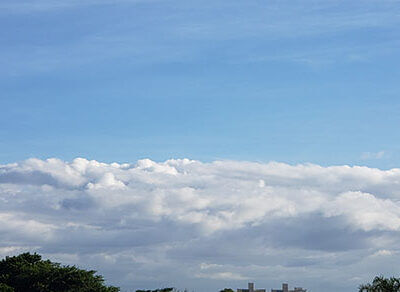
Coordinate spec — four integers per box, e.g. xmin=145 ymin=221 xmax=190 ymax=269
xmin=359 ymin=276 xmax=400 ymax=292
xmin=0 ymin=252 xmax=119 ymax=292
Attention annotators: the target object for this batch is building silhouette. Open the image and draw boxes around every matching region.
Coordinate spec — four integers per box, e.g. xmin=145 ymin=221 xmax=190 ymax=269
xmin=237 ymin=282 xmax=266 ymax=292
xmin=237 ymin=283 xmax=306 ymax=292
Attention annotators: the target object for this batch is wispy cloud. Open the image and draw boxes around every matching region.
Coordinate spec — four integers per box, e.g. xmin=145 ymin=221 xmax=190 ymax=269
xmin=195 ymin=271 xmax=247 ymax=281
xmin=0 ymin=0 xmax=155 ymax=14
xmin=361 ymin=151 xmax=386 ymax=160
xmin=1 ymin=0 xmax=400 ymax=76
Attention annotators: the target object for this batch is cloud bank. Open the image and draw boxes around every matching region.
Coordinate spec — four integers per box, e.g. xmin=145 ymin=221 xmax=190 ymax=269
xmin=1 ymin=158 xmax=400 ymax=291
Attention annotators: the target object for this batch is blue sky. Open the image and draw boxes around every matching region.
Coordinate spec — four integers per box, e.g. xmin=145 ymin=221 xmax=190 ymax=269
xmin=1 ymin=0 xmax=400 ymax=168
xmin=2 ymin=1 xmax=400 ymax=292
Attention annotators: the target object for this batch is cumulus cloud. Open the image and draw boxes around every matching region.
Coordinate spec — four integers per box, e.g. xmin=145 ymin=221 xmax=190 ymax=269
xmin=1 ymin=158 xmax=400 ymax=291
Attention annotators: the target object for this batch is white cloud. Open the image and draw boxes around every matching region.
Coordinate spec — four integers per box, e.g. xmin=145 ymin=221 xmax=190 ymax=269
xmin=1 ymin=158 xmax=400 ymax=291
xmin=195 ymin=271 xmax=247 ymax=281
xmin=0 ymin=212 xmax=55 ymax=241
xmin=325 ymin=191 xmax=400 ymax=231
xmin=370 ymin=249 xmax=395 ymax=257
xmin=361 ymin=151 xmax=386 ymax=160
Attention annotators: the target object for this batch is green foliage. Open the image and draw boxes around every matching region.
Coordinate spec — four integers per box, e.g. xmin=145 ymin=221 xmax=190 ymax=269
xmin=219 ymin=289 xmax=234 ymax=292
xmin=0 ymin=283 xmax=14 ymax=291
xmin=0 ymin=252 xmax=119 ymax=292
xmin=359 ymin=275 xmax=400 ymax=291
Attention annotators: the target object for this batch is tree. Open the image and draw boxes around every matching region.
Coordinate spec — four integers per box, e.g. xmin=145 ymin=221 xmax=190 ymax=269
xmin=0 ymin=283 xmax=14 ymax=292
xmin=220 ymin=289 xmax=234 ymax=292
xmin=359 ymin=276 xmax=400 ymax=292
xmin=0 ymin=252 xmax=119 ymax=292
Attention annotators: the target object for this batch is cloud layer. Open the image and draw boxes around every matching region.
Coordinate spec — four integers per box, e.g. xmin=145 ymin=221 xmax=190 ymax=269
xmin=1 ymin=158 xmax=400 ymax=291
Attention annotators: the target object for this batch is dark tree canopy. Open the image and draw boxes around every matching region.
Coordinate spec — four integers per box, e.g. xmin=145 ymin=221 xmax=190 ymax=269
xmin=0 ymin=252 xmax=119 ymax=292
xmin=219 ymin=289 xmax=234 ymax=292
xmin=359 ymin=276 xmax=400 ymax=292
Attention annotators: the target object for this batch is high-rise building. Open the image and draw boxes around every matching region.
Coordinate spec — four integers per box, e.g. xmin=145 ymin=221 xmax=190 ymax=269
xmin=237 ymin=282 xmax=306 ymax=292
xmin=237 ymin=282 xmax=266 ymax=292
xmin=271 ymin=283 xmax=307 ymax=292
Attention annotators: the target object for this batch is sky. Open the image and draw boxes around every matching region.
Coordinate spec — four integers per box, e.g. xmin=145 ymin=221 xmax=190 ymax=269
xmin=1 ymin=0 xmax=400 ymax=291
